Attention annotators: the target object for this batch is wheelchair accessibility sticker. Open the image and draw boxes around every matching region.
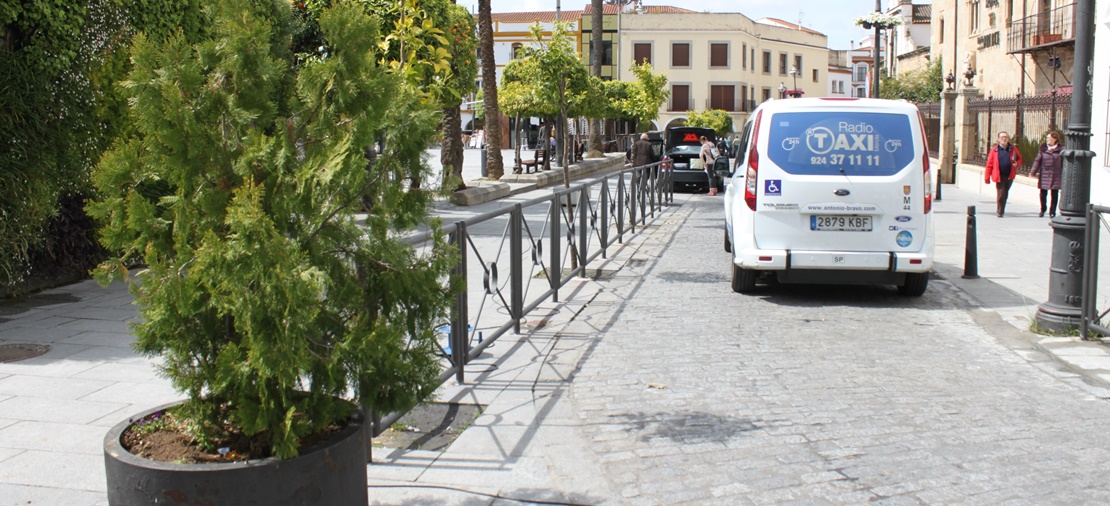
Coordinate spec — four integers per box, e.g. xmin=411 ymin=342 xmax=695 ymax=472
xmin=764 ymin=179 xmax=782 ymax=196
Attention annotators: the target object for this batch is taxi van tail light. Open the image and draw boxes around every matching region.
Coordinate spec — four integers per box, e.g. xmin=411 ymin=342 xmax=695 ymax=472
xmin=917 ymin=112 xmax=932 ymax=214
xmin=744 ymin=111 xmax=763 ymax=211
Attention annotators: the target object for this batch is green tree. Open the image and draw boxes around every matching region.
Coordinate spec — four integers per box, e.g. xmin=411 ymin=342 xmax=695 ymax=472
xmin=519 ymin=23 xmax=593 ymax=180
xmin=588 ymin=0 xmax=604 ymax=157
xmin=686 ymin=110 xmax=735 ymax=138
xmin=88 ymin=0 xmax=455 ymax=459
xmin=477 ymin=0 xmax=504 ymax=179
xmin=500 ymin=55 xmax=557 ymax=172
xmin=880 ymin=57 xmax=944 ymax=103
xmin=602 ymin=62 xmax=668 ymax=132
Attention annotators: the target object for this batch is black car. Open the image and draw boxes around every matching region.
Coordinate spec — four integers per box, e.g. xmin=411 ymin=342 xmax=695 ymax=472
xmin=662 ymin=126 xmax=724 ymax=192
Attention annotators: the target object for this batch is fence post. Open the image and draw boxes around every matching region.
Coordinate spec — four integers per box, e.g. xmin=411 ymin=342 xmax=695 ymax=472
xmin=511 ymin=204 xmax=522 ymax=334
xmin=962 ymin=205 xmax=980 ymax=279
xmin=578 ymin=186 xmax=588 ymax=275
xmin=600 ymin=177 xmax=610 ymax=256
xmin=451 ymin=221 xmax=469 ymax=383
xmin=550 ymin=193 xmax=561 ymax=302
xmin=617 ymin=171 xmax=627 ymax=241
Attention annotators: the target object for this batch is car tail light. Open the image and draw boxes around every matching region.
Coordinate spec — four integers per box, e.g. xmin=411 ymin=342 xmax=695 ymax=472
xmin=661 ymin=156 xmax=673 ymax=170
xmin=743 ymin=111 xmax=763 ymax=211
xmin=917 ymin=112 xmax=932 ymax=214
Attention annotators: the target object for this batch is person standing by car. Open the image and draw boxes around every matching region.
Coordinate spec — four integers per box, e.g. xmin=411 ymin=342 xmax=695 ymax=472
xmin=984 ymin=131 xmax=1023 ymax=217
xmin=1030 ymin=130 xmax=1064 ymax=218
xmin=699 ymin=135 xmax=718 ymax=196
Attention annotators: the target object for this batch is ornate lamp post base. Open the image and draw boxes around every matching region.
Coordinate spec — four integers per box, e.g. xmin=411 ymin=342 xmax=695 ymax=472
xmin=1035 ymin=219 xmax=1085 ymax=332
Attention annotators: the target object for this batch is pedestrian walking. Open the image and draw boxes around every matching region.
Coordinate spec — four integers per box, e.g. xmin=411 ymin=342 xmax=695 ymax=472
xmin=631 ymin=133 xmax=656 ymax=168
xmin=1029 ymin=130 xmax=1064 ymax=218
xmin=983 ymin=131 xmax=1024 ymax=217
xmin=699 ymin=135 xmax=718 ymax=196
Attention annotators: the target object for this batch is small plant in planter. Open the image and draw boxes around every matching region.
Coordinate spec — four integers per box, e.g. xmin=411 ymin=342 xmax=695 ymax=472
xmin=785 ymin=89 xmax=805 ymax=98
xmin=90 ymin=0 xmax=455 ymax=474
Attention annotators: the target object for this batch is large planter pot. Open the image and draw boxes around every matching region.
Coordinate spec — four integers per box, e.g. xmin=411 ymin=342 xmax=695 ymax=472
xmin=104 ymin=401 xmax=368 ymax=506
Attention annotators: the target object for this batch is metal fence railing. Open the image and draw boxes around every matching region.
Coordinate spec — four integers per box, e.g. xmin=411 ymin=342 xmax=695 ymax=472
xmin=917 ymin=102 xmax=941 ymax=155
xmin=371 ymin=162 xmax=673 ymax=437
xmin=965 ymin=91 xmax=1072 ymax=171
xmin=1081 ymin=203 xmax=1110 ymax=340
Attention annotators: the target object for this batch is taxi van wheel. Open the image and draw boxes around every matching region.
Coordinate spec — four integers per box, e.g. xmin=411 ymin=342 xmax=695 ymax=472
xmin=898 ymin=272 xmax=929 ymax=296
xmin=731 ymin=262 xmax=757 ymax=293
xmin=724 ymin=229 xmax=732 ymax=253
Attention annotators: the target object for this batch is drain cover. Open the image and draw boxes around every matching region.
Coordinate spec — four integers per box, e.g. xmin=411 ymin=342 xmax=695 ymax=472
xmin=0 ymin=343 xmax=50 ymax=363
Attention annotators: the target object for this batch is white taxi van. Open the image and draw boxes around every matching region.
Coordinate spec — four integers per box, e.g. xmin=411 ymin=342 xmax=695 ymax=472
xmin=723 ymin=98 xmax=934 ymax=296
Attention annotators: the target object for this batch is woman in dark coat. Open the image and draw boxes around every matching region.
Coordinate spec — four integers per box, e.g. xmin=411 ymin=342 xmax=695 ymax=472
xmin=1030 ymin=130 xmax=1064 ymax=218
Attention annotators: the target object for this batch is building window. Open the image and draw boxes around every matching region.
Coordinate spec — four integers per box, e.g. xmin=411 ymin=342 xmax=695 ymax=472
xmin=939 ymin=19 xmax=945 ymax=44
xmin=762 ymin=50 xmax=771 ymax=73
xmin=762 ymin=87 xmax=772 ymax=103
xmin=633 ymin=43 xmax=652 ymax=65
xmin=671 ymin=42 xmax=690 ymax=68
xmin=794 ymin=55 xmax=803 ymax=75
xmin=710 ymin=43 xmax=729 ymax=68
xmin=779 ymin=53 xmax=788 ymax=75
xmin=813 ymin=69 xmax=819 ymax=82
xmin=854 ymin=64 xmax=869 ymax=82
xmin=709 ymin=85 xmax=735 ymax=111
xmin=670 ymin=84 xmax=690 ymax=111
xmin=751 ymin=48 xmax=756 ymax=73
xmin=742 ymin=43 xmax=747 ymax=69
xmin=511 ymin=43 xmax=523 ymax=60
xmin=588 ymin=40 xmax=613 ymax=66
xmin=969 ymin=1 xmax=980 ymax=33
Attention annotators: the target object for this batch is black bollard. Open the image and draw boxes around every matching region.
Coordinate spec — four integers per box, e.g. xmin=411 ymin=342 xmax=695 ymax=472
xmin=935 ymin=161 xmax=943 ymax=201
xmin=962 ymin=205 xmax=979 ymax=279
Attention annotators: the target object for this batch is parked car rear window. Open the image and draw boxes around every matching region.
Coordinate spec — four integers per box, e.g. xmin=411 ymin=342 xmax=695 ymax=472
xmin=766 ymin=112 xmax=915 ymax=176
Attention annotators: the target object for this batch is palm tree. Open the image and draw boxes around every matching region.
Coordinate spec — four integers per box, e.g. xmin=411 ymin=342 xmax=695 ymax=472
xmin=589 ymin=0 xmax=604 ymax=156
xmin=477 ymin=0 xmax=504 ymax=179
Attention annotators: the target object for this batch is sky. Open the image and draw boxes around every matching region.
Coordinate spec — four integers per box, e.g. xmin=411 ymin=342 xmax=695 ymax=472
xmin=456 ymin=0 xmax=888 ymax=50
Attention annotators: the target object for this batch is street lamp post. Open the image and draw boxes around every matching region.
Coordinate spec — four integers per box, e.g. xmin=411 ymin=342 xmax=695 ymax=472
xmin=872 ymin=0 xmax=881 ymax=98
xmin=778 ymin=82 xmax=786 ymax=99
xmin=789 ymin=65 xmax=798 ymax=96
xmin=1034 ymin=0 xmax=1097 ymax=332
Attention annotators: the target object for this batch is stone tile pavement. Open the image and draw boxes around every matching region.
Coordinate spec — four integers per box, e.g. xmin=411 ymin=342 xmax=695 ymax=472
xmin=3 ymin=156 xmax=1110 ymax=504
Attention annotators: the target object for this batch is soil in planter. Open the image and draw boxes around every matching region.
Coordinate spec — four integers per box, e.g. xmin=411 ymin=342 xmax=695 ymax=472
xmin=374 ymin=402 xmax=483 ymax=451
xmin=121 ymin=411 xmax=345 ymax=463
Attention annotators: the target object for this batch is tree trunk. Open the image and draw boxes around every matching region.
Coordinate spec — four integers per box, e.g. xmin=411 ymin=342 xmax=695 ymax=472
xmin=478 ymin=0 xmax=504 ymax=179
xmin=513 ymin=113 xmax=523 ymax=174
xmin=589 ymin=0 xmax=604 ymax=156
xmin=441 ymin=105 xmax=466 ymax=191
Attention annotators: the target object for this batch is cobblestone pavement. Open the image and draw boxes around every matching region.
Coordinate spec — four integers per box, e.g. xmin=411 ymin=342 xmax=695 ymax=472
xmin=563 ymin=196 xmax=1110 ymax=505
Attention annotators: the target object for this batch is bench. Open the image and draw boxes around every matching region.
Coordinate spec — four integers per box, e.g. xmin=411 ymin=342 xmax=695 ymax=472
xmin=521 ymin=149 xmax=547 ymax=172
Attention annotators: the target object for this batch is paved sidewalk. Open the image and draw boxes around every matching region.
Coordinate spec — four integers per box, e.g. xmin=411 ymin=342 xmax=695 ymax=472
xmin=3 ymin=156 xmax=1110 ymax=505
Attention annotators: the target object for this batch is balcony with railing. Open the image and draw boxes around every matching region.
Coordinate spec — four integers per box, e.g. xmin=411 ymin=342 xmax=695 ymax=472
xmin=704 ymin=98 xmax=749 ymax=112
xmin=668 ymin=98 xmax=694 ymax=112
xmin=1007 ymin=2 xmax=1076 ymax=54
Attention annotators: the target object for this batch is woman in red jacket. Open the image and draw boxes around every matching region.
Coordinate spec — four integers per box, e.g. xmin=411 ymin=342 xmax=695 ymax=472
xmin=984 ymin=131 xmax=1024 ymax=217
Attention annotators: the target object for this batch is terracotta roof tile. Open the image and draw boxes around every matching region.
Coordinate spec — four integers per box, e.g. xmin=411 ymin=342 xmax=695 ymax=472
xmin=490 ymin=10 xmax=583 ymax=23
xmin=758 ymin=17 xmax=825 ymax=36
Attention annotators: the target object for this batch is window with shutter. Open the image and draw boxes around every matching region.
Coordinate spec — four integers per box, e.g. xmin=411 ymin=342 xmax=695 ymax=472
xmin=633 ymin=43 xmax=651 ymax=65
xmin=671 ymin=43 xmax=690 ymax=67
xmin=710 ymin=85 xmax=735 ymax=111
xmin=710 ymin=43 xmax=728 ymax=67
xmin=670 ymin=84 xmax=690 ymax=111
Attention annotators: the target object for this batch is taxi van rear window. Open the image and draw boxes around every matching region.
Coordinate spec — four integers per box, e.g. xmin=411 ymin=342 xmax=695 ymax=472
xmin=767 ymin=112 xmax=914 ymax=176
